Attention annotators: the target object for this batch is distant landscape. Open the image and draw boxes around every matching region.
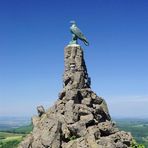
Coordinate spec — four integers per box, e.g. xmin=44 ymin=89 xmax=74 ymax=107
xmin=0 ymin=117 xmax=32 ymax=148
xmin=0 ymin=117 xmax=148 ymax=148
xmin=115 ymin=118 xmax=148 ymax=148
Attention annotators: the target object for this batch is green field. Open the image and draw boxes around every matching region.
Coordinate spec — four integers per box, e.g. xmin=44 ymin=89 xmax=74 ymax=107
xmin=0 ymin=132 xmax=24 ymax=148
xmin=0 ymin=124 xmax=32 ymax=148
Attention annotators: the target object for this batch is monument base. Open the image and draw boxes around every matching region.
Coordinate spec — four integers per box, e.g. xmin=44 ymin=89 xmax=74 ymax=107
xmin=19 ymin=45 xmax=133 ymax=148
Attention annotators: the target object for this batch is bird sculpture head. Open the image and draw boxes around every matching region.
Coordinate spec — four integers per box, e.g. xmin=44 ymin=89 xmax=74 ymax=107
xmin=70 ymin=20 xmax=76 ymax=25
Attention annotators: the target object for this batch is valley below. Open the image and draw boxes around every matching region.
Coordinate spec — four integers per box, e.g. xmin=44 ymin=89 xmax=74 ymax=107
xmin=0 ymin=117 xmax=147 ymax=148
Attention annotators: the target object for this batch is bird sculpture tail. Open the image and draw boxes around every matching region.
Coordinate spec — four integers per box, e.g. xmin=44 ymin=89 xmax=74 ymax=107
xmin=81 ymin=37 xmax=89 ymax=46
xmin=83 ymin=39 xmax=89 ymax=46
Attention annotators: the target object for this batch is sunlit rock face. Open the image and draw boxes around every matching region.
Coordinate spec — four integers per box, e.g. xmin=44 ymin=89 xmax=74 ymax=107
xmin=19 ymin=44 xmax=133 ymax=148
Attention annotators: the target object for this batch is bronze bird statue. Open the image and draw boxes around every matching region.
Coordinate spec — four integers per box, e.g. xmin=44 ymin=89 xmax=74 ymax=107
xmin=69 ymin=21 xmax=89 ymax=46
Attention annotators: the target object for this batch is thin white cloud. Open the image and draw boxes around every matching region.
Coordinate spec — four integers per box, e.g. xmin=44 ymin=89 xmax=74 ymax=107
xmin=105 ymin=95 xmax=148 ymax=102
xmin=106 ymin=96 xmax=148 ymax=118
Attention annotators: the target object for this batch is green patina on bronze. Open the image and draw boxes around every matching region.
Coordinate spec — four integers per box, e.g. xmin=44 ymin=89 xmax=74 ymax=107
xmin=69 ymin=21 xmax=89 ymax=46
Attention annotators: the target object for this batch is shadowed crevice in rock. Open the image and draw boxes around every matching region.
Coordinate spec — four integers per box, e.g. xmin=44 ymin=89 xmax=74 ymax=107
xmin=19 ymin=44 xmax=133 ymax=148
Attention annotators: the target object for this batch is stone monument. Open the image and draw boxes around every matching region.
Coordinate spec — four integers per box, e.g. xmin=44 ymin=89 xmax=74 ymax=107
xmin=19 ymin=22 xmax=133 ymax=148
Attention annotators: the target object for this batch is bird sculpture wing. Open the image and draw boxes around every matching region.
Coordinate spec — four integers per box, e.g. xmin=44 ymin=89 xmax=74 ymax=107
xmin=71 ymin=26 xmax=89 ymax=46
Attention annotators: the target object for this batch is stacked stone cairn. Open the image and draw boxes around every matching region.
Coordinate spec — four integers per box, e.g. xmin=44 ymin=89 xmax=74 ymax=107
xmin=19 ymin=44 xmax=133 ymax=148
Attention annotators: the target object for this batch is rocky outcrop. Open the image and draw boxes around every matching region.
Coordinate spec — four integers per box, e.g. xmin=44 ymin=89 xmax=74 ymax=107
xmin=19 ymin=44 xmax=133 ymax=148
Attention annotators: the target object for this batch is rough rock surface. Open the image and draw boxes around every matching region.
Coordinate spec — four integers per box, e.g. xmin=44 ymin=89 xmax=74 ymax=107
xmin=19 ymin=44 xmax=133 ymax=148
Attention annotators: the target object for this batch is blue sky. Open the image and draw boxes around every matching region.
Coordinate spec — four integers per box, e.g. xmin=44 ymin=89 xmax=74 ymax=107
xmin=0 ymin=0 xmax=148 ymax=118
